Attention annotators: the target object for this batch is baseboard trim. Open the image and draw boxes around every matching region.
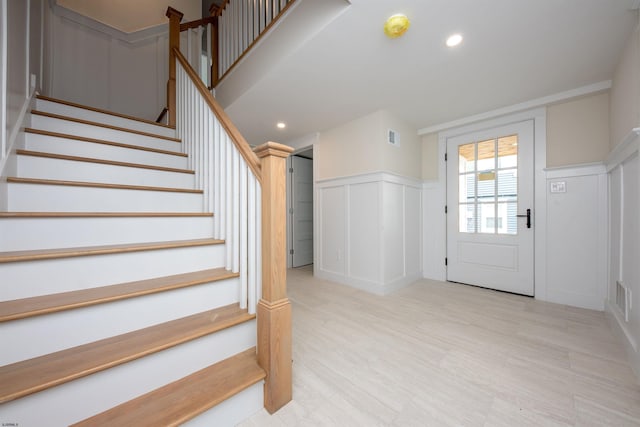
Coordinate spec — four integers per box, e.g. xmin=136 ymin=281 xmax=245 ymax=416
xmin=605 ymin=300 xmax=640 ymax=379
xmin=315 ymin=269 xmax=421 ymax=296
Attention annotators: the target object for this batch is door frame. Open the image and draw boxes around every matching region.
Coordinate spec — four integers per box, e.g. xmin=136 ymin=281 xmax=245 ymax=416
xmin=436 ymin=108 xmax=548 ymax=299
xmin=286 ymin=144 xmax=317 ymax=269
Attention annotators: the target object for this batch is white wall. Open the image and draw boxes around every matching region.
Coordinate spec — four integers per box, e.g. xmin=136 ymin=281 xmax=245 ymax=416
xmin=1 ymin=0 xmax=44 ymax=209
xmin=544 ymin=164 xmax=608 ymax=309
xmin=606 ymin=132 xmax=640 ymax=377
xmin=313 ymin=109 xmax=422 ymax=294
xmin=44 ymin=2 xmax=173 ymax=121
xmin=316 ymin=172 xmax=422 ymax=295
xmin=607 ymin=12 xmax=640 ymax=377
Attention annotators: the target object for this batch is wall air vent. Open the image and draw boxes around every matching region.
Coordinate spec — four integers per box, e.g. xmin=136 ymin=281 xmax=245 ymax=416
xmin=616 ymin=280 xmax=631 ymax=322
xmin=387 ymin=129 xmax=400 ymax=147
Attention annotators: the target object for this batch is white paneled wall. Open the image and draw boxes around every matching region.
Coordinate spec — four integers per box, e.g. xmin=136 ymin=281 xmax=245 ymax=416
xmin=316 ymin=172 xmax=422 ymax=295
xmin=44 ymin=5 xmax=168 ymax=121
xmin=544 ymin=164 xmax=608 ymax=310
xmin=606 ymin=129 xmax=640 ymax=376
xmin=1 ymin=0 xmax=43 ymax=209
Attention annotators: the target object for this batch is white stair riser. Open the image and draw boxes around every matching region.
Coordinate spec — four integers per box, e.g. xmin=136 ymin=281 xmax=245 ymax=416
xmin=0 ymin=216 xmax=214 ymax=251
xmin=17 ymin=155 xmax=195 ymax=189
xmin=35 ymin=98 xmax=176 ymax=138
xmin=31 ymin=115 xmax=182 ymax=153
xmin=0 ymin=321 xmax=256 ymax=427
xmin=8 ymin=182 xmax=203 ymax=212
xmin=25 ymin=132 xmax=188 ymax=170
xmin=0 ymin=277 xmax=240 ymax=365
xmin=0 ymin=244 xmax=226 ymax=300
xmin=183 ymin=382 xmax=263 ymax=427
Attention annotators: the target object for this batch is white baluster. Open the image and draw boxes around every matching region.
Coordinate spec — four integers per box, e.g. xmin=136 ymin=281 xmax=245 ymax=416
xmin=225 ymin=137 xmax=233 ymax=270
xmin=248 ymin=174 xmax=257 ymax=314
xmin=213 ymin=121 xmax=221 ymax=238
xmin=239 ymin=163 xmax=248 ymax=309
xmin=256 ymin=184 xmax=262 ymax=300
xmin=232 ymin=148 xmax=240 ymax=273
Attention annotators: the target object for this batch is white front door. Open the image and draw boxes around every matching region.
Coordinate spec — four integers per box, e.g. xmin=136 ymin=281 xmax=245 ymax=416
xmin=446 ymin=120 xmax=534 ymax=295
xmin=292 ymin=155 xmax=314 ymax=267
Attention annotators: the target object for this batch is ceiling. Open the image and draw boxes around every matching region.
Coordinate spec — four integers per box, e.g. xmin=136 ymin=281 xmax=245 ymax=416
xmin=220 ymin=0 xmax=639 ymax=146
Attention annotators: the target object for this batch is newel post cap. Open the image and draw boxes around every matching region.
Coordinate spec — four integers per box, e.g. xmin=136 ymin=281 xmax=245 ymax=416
xmin=254 ymin=142 xmax=294 ymax=159
xmin=166 ymin=7 xmax=184 ymax=20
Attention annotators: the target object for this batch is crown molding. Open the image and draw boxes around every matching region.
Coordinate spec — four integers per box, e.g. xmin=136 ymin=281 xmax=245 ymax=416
xmin=418 ymin=80 xmax=611 ymax=136
xmin=49 ymin=0 xmax=168 ymax=44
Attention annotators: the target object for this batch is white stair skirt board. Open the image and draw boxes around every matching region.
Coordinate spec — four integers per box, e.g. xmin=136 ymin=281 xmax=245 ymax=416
xmin=0 ymin=243 xmax=226 ymax=300
xmin=35 ymin=98 xmax=177 ymax=139
xmin=182 ymin=381 xmax=264 ymax=427
xmin=0 ymin=216 xmax=214 ymax=251
xmin=16 ymin=154 xmax=196 ymax=189
xmin=0 ymin=277 xmax=240 ymax=365
xmin=7 ymin=181 xmax=203 ymax=212
xmin=0 ymin=321 xmax=256 ymax=427
xmin=30 ymin=114 xmax=182 ymax=153
xmin=25 ymin=132 xmax=189 ymax=170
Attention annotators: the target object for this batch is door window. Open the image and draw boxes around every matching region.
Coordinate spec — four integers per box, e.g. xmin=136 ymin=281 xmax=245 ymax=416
xmin=457 ymin=135 xmax=518 ymax=235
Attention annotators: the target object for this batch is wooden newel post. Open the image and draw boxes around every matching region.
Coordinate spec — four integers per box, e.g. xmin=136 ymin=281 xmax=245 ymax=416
xmin=166 ymin=7 xmax=184 ymax=127
xmin=254 ymin=141 xmax=294 ymax=413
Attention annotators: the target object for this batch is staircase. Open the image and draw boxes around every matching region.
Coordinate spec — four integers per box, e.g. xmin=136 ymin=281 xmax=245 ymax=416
xmin=0 ymin=95 xmax=267 ymax=426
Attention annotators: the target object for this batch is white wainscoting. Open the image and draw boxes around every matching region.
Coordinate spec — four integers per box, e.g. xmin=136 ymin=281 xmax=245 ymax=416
xmin=422 ymin=180 xmax=446 ymax=281
xmin=544 ymin=163 xmax=608 ymax=310
xmin=315 ymin=172 xmax=422 ymax=295
xmin=44 ymin=3 xmax=168 ymax=121
xmin=606 ymin=128 xmax=640 ymax=377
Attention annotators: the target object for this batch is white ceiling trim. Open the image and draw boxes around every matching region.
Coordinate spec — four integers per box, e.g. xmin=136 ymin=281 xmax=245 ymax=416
xmin=50 ymin=0 xmax=168 ymax=44
xmin=417 ymin=80 xmax=612 ymax=136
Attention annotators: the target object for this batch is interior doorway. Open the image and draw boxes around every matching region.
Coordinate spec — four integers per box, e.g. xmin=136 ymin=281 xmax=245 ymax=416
xmin=288 ymin=149 xmax=314 ymax=267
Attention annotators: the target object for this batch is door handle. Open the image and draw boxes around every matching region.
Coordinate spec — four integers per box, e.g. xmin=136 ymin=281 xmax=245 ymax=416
xmin=516 ymin=208 xmax=531 ymax=229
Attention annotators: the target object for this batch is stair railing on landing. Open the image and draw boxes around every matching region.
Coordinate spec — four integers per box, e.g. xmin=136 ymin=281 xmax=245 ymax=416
xmin=167 ymin=7 xmax=293 ymax=414
xmin=213 ymin=0 xmax=297 ymax=86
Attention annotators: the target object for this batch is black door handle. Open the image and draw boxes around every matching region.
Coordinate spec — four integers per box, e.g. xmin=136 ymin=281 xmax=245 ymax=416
xmin=516 ymin=208 xmax=531 ymax=228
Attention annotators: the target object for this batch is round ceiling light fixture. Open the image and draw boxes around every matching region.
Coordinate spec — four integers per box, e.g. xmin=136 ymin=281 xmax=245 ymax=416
xmin=446 ymin=33 xmax=463 ymax=47
xmin=276 ymin=122 xmax=286 ymax=129
xmin=384 ymin=14 xmax=410 ymax=39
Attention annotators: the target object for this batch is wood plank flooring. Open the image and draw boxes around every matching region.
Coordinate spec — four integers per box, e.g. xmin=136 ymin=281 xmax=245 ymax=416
xmin=240 ymin=266 xmax=640 ymax=426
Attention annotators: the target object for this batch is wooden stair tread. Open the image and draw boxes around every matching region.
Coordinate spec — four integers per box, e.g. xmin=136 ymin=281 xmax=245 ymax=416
xmin=31 ymin=110 xmax=181 ymax=143
xmin=16 ymin=149 xmax=195 ymax=174
xmin=0 ymin=238 xmax=224 ymax=264
xmin=25 ymin=128 xmax=188 ymax=158
xmin=72 ymin=348 xmax=265 ymax=427
xmin=0 ymin=305 xmax=255 ymax=403
xmin=0 ymin=212 xmax=213 ymax=218
xmin=0 ymin=268 xmax=238 ymax=322
xmin=7 ymin=177 xmax=203 ymax=194
xmin=36 ymin=94 xmax=175 ymax=130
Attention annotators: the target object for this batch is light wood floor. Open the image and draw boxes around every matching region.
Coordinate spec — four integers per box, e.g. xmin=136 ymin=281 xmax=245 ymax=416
xmin=239 ymin=266 xmax=640 ymax=426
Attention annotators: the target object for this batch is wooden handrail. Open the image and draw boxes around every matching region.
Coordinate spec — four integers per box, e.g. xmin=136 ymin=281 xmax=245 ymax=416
xmin=173 ymin=47 xmax=262 ymax=183
xmin=179 ymin=16 xmax=216 ymax=32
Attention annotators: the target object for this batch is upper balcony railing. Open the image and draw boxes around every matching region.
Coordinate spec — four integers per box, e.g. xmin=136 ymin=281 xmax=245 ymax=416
xmin=213 ymin=0 xmax=296 ymax=85
xmin=171 ymin=0 xmax=297 ymax=99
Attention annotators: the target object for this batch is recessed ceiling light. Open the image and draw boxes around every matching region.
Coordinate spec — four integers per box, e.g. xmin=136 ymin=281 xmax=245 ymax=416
xmin=446 ymin=33 xmax=463 ymax=47
xmin=276 ymin=122 xmax=286 ymax=129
